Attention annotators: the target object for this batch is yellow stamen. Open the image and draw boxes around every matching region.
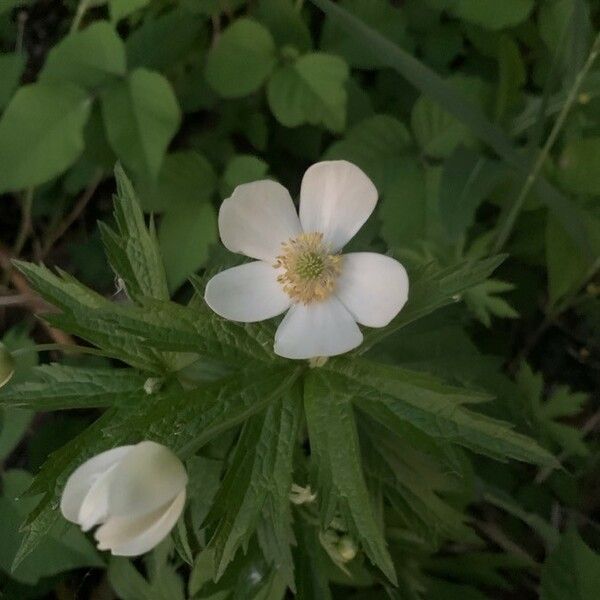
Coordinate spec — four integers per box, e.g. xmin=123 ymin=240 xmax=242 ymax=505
xmin=275 ymin=232 xmax=342 ymax=304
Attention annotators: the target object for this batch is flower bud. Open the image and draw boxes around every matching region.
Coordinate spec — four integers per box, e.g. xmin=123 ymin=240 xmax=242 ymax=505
xmin=61 ymin=441 xmax=187 ymax=557
xmin=289 ymin=483 xmax=317 ymax=505
xmin=337 ymin=536 xmax=358 ymax=562
xmin=0 ymin=343 xmax=15 ymax=389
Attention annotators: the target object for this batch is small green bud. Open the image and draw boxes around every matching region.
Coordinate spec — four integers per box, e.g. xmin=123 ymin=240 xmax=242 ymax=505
xmin=0 ymin=343 xmax=15 ymax=389
xmin=337 ymin=536 xmax=358 ymax=562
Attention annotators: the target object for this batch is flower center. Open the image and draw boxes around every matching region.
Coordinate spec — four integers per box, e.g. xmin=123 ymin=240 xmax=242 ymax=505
xmin=275 ymin=232 xmax=342 ymax=304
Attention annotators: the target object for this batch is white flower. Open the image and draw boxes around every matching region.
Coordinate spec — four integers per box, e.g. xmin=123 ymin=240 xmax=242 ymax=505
xmin=205 ymin=160 xmax=409 ymax=359
xmin=60 ymin=441 xmax=187 ymax=557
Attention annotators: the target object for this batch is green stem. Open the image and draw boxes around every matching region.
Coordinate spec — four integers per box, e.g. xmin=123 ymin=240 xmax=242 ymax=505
xmin=70 ymin=0 xmax=91 ymax=33
xmin=493 ymin=31 xmax=600 ymax=254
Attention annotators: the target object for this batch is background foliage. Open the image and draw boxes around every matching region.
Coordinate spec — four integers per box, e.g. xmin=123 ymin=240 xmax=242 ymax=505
xmin=0 ymin=0 xmax=599 ymax=598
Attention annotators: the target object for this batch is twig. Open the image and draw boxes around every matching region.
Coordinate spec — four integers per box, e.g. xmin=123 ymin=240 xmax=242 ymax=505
xmin=40 ymin=169 xmax=103 ymax=260
xmin=0 ymin=293 xmax=33 ymax=307
xmin=493 ymin=31 xmax=600 ymax=254
xmin=12 ymin=187 xmax=34 ymax=258
xmin=70 ymin=0 xmax=91 ymax=33
xmin=477 ymin=521 xmax=538 ymax=567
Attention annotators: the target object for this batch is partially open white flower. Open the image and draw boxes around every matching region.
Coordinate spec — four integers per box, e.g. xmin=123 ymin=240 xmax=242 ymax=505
xmin=60 ymin=441 xmax=187 ymax=557
xmin=205 ymin=160 xmax=409 ymax=359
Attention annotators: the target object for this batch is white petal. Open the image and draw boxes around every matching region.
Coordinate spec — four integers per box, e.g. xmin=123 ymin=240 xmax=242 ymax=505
xmin=95 ymin=490 xmax=186 ymax=557
xmin=219 ymin=180 xmax=302 ymax=262
xmin=107 ymin=441 xmax=187 ymax=519
xmin=299 ymin=161 xmax=378 ymax=251
xmin=335 ymin=253 xmax=409 ymax=328
xmin=77 ymin=464 xmax=118 ymax=531
xmin=205 ymin=261 xmax=290 ymax=323
xmin=274 ymin=296 xmax=363 ymax=359
xmin=60 ymin=446 xmax=133 ymax=524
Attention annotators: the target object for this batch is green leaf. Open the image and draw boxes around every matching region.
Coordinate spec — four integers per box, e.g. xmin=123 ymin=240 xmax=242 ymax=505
xmin=39 ymin=21 xmax=126 ymax=89
xmin=125 ymin=8 xmax=205 ymax=71
xmin=541 ymin=529 xmax=600 ymax=600
xmin=0 ymin=52 xmax=25 ymax=109
xmin=101 ymin=68 xmax=181 ymax=181
xmin=139 ymin=151 xmax=217 ymax=213
xmin=328 ymin=358 xmax=556 ymax=466
xmin=267 ymin=52 xmax=349 ymax=132
xmin=361 ymin=255 xmax=507 ymax=351
xmin=558 ymin=137 xmax=600 ymax=194
xmin=439 ymin=148 xmax=505 ymax=240
xmin=494 ymin=35 xmax=526 ymax=122
xmin=110 ymin=0 xmax=149 ymax=22
xmin=463 ymin=279 xmax=519 ymax=327
xmin=220 ymin=154 xmax=269 ymax=198
xmin=324 ymin=114 xmax=411 ymax=189
xmin=206 ymin=18 xmax=276 ymax=98
xmin=0 ymin=82 xmax=91 ymax=192
xmin=0 ymin=364 xmax=148 ymax=410
xmin=304 ymin=369 xmax=397 ymax=584
xmin=308 ymin=0 xmax=593 ymax=258
xmin=100 ymin=164 xmax=170 ymax=303
xmin=158 ymin=202 xmax=217 ymax=292
xmin=206 ymin=391 xmax=301 ymax=583
xmin=321 ymin=0 xmax=411 ymax=69
xmin=0 ymin=470 xmax=102 ymax=585
xmin=293 ymin=520 xmax=333 ymax=600
xmin=452 ymin=0 xmax=534 ymax=30
xmin=256 ymin=0 xmax=312 ymax=52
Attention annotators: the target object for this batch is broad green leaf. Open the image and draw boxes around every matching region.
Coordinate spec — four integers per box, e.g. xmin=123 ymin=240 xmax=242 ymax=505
xmin=0 ymin=83 xmax=91 ymax=193
xmin=267 ymin=52 xmax=349 ymax=132
xmin=139 ymin=151 xmax=217 ymax=213
xmin=361 ymin=255 xmax=507 ymax=351
xmin=308 ymin=0 xmax=593 ymax=257
xmin=541 ymin=529 xmax=600 ymax=600
xmin=0 ymin=52 xmax=25 ymax=109
xmin=39 ymin=21 xmax=126 ymax=89
xmin=321 ymin=0 xmax=411 ymax=69
xmin=439 ymin=148 xmax=505 ymax=240
xmin=125 ymin=8 xmax=205 ymax=71
xmin=220 ymin=154 xmax=269 ymax=198
xmin=325 ymin=114 xmax=411 ymax=188
xmin=100 ymin=164 xmax=170 ymax=303
xmin=256 ymin=0 xmax=312 ymax=52
xmin=158 ymin=202 xmax=217 ymax=292
xmin=14 ymin=367 xmax=298 ymax=567
xmin=101 ymin=68 xmax=181 ymax=181
xmin=304 ymin=369 xmax=397 ymax=584
xmin=0 ymin=365 xmax=148 ymax=410
xmin=452 ymin=0 xmax=534 ymax=30
xmin=206 ymin=18 xmax=276 ymax=98
xmin=558 ymin=137 xmax=600 ymax=194
xmin=206 ymin=392 xmax=301 ymax=582
xmin=329 ymin=359 xmax=555 ymax=466
xmin=0 ymin=470 xmax=102 ymax=585
xmin=110 ymin=0 xmax=149 ymax=22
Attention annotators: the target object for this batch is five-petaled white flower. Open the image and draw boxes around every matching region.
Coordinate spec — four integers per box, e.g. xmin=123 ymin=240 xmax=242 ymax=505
xmin=61 ymin=441 xmax=187 ymax=557
xmin=205 ymin=160 xmax=409 ymax=359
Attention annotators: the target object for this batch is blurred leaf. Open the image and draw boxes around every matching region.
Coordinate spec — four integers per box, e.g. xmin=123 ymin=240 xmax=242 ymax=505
xmin=0 ymin=83 xmax=91 ymax=193
xmin=495 ymin=35 xmax=526 ymax=122
xmin=267 ymin=52 xmax=349 ymax=132
xmin=101 ymin=69 xmax=181 ymax=181
xmin=257 ymin=0 xmax=311 ymax=52
xmin=110 ymin=0 xmax=149 ymax=22
xmin=39 ymin=21 xmax=126 ymax=89
xmin=158 ymin=202 xmax=217 ymax=292
xmin=558 ymin=137 xmax=600 ymax=194
xmin=140 ymin=151 xmax=217 ymax=213
xmin=220 ymin=154 xmax=269 ymax=198
xmin=452 ymin=0 xmax=534 ymax=30
xmin=321 ymin=0 xmax=411 ymax=69
xmin=0 ymin=52 xmax=25 ymax=109
xmin=125 ymin=8 xmax=205 ymax=71
xmin=541 ymin=529 xmax=600 ymax=600
xmin=206 ymin=18 xmax=276 ymax=98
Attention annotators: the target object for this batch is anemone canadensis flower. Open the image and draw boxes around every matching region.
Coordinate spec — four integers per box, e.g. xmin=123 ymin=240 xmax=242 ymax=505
xmin=205 ymin=160 xmax=409 ymax=359
xmin=60 ymin=441 xmax=187 ymax=556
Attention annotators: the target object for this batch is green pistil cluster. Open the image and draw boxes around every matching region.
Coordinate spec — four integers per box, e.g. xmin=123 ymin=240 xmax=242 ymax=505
xmin=296 ymin=252 xmax=325 ymax=280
